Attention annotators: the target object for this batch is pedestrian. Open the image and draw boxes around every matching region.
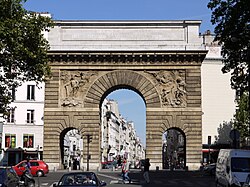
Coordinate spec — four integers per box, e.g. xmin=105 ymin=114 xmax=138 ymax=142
xmin=26 ymin=158 xmax=31 ymax=172
xmin=76 ymin=155 xmax=80 ymax=170
xmin=117 ymin=155 xmax=122 ymax=168
xmin=143 ymin=158 xmax=150 ymax=184
xmin=122 ymin=158 xmax=131 ymax=184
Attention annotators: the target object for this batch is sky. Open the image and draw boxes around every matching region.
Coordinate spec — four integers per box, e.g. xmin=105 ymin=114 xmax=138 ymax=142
xmin=23 ymin=0 xmax=215 ymax=145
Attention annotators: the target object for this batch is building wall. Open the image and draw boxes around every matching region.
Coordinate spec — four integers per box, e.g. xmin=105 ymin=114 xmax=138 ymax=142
xmin=201 ymin=38 xmax=236 ymax=145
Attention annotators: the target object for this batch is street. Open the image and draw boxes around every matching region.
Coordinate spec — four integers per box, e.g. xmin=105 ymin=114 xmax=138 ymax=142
xmin=34 ymin=169 xmax=215 ymax=187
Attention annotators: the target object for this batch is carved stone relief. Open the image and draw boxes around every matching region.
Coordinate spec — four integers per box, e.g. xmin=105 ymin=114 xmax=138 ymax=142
xmin=60 ymin=71 xmax=96 ymax=107
xmin=148 ymin=70 xmax=187 ymax=107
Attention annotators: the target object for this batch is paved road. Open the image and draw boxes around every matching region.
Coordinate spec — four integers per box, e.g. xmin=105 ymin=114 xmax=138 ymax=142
xmin=34 ymin=169 xmax=215 ymax=187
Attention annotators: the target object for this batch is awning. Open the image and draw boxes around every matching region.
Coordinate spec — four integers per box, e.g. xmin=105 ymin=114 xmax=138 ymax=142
xmin=202 ymin=149 xmax=219 ymax=153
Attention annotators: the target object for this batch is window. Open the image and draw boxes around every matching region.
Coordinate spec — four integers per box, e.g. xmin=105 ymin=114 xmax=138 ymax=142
xmin=27 ymin=110 xmax=34 ymax=124
xmin=231 ymin=158 xmax=250 ymax=172
xmin=5 ymin=134 xmax=16 ymax=148
xmin=27 ymin=85 xmax=35 ymax=100
xmin=30 ymin=162 xmax=39 ymax=167
xmin=23 ymin=134 xmax=34 ymax=148
xmin=7 ymin=108 xmax=15 ymax=123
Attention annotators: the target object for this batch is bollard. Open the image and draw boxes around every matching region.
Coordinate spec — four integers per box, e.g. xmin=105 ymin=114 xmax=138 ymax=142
xmin=68 ymin=166 xmax=71 ymax=172
xmin=156 ymin=166 xmax=159 ymax=171
xmin=54 ymin=167 xmax=57 ymax=172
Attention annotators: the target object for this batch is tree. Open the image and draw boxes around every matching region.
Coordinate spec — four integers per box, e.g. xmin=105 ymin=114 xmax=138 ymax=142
xmin=208 ymin=0 xmax=250 ymax=141
xmin=215 ymin=121 xmax=233 ymax=145
xmin=0 ymin=0 xmax=53 ymax=114
xmin=234 ymin=91 xmax=249 ymax=144
xmin=208 ymin=0 xmax=249 ymax=93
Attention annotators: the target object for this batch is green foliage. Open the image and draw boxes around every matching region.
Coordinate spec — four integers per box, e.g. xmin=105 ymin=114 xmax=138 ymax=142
xmin=215 ymin=121 xmax=233 ymax=144
xmin=0 ymin=0 xmax=53 ymax=114
xmin=234 ymin=92 xmax=249 ymax=141
xmin=207 ymin=0 xmax=249 ymax=93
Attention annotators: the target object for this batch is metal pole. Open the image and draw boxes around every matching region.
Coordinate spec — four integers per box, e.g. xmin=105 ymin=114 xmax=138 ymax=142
xmin=87 ymin=135 xmax=89 ymax=171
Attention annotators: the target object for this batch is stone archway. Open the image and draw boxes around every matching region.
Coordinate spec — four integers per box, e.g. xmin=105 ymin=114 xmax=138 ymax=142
xmin=43 ymin=53 xmax=205 ymax=170
xmin=162 ymin=127 xmax=186 ymax=170
xmin=43 ymin=20 xmax=207 ymax=170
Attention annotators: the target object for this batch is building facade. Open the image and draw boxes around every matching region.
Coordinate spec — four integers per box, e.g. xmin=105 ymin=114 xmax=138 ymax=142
xmin=0 ymin=81 xmax=44 ymax=165
xmin=201 ymin=32 xmax=236 ymax=145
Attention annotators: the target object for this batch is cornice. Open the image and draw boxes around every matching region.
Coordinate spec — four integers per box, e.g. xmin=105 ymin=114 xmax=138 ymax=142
xmin=54 ymin=20 xmax=202 ymax=27
xmin=48 ymin=50 xmax=208 ymax=65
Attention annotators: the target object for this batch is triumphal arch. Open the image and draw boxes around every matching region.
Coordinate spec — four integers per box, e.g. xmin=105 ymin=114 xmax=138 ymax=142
xmin=44 ymin=20 xmax=207 ymax=170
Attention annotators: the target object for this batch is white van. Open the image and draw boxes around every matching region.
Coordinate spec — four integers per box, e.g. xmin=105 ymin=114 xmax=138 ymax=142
xmin=216 ymin=149 xmax=250 ymax=187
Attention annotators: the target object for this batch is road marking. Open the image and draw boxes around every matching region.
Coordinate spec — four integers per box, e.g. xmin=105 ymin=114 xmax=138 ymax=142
xmin=110 ymin=180 xmax=120 ymax=184
xmin=97 ymin=173 xmax=121 ymax=180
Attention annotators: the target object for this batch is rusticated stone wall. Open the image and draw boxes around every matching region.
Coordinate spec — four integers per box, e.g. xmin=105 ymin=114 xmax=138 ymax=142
xmin=43 ymin=51 xmax=205 ymax=170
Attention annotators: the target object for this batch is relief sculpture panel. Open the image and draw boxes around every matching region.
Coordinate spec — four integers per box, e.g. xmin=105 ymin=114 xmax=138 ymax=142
xmin=147 ymin=70 xmax=187 ymax=107
xmin=60 ymin=71 xmax=96 ymax=107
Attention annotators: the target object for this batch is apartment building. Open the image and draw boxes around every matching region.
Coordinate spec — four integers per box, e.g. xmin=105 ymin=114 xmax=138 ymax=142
xmin=1 ymin=81 xmax=44 ymax=165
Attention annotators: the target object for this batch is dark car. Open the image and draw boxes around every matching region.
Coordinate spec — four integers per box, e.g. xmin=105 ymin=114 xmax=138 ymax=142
xmin=0 ymin=166 xmax=20 ymax=187
xmin=13 ymin=159 xmax=49 ymax=177
xmin=53 ymin=172 xmax=106 ymax=187
xmin=204 ymin=163 xmax=216 ymax=176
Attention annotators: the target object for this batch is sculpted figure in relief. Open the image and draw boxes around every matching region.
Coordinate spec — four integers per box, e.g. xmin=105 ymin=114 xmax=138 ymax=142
xmin=60 ymin=71 xmax=95 ymax=107
xmin=154 ymin=70 xmax=187 ymax=107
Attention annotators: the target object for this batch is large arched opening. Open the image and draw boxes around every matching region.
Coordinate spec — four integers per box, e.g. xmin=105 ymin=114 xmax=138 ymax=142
xmin=100 ymin=88 xmax=146 ymax=168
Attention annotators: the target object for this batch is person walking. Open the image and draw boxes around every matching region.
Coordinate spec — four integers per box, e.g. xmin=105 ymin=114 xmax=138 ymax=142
xmin=143 ymin=158 xmax=151 ymax=184
xmin=122 ymin=158 xmax=131 ymax=184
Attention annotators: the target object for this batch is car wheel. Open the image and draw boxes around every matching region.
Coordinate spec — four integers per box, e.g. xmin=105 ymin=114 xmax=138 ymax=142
xmin=36 ymin=170 xmax=44 ymax=177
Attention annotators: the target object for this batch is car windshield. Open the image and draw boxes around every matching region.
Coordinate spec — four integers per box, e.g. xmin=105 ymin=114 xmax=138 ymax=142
xmin=58 ymin=173 xmax=98 ymax=186
xmin=231 ymin=158 xmax=250 ymax=172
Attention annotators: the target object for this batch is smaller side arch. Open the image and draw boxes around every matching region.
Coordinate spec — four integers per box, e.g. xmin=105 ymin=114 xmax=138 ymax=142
xmin=162 ymin=127 xmax=187 ymax=170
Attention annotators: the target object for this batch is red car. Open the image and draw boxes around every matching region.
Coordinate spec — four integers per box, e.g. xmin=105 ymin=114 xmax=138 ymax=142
xmin=13 ymin=159 xmax=49 ymax=177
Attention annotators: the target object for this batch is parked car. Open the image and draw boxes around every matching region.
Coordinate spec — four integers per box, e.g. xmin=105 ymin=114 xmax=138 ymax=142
xmin=204 ymin=163 xmax=216 ymax=176
xmin=53 ymin=172 xmax=107 ymax=187
xmin=0 ymin=166 xmax=20 ymax=187
xmin=101 ymin=161 xmax=114 ymax=169
xmin=13 ymin=159 xmax=49 ymax=177
xmin=215 ymin=149 xmax=250 ymax=187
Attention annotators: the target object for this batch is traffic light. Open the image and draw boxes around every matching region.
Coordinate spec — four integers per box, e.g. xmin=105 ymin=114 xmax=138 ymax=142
xmin=87 ymin=134 xmax=92 ymax=144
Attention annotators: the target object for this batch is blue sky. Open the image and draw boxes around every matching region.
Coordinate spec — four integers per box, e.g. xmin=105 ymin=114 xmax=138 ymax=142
xmin=24 ymin=0 xmax=215 ymax=145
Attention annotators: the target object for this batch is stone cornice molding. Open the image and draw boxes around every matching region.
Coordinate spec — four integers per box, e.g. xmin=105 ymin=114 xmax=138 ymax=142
xmin=54 ymin=20 xmax=202 ymax=27
xmin=48 ymin=50 xmax=207 ymax=65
